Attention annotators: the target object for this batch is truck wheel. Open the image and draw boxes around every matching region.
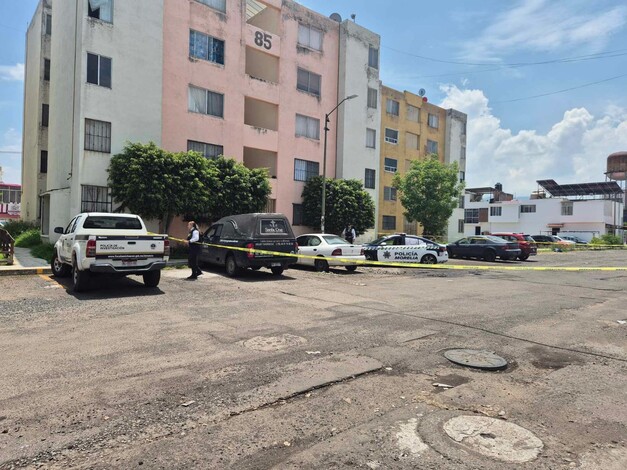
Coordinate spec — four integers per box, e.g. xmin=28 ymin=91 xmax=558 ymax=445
xmin=72 ymin=258 xmax=90 ymax=292
xmin=225 ymin=254 xmax=240 ymax=277
xmin=143 ymin=270 xmax=161 ymax=288
xmin=51 ymin=252 xmax=70 ymax=277
xmin=270 ymin=266 xmax=284 ymax=276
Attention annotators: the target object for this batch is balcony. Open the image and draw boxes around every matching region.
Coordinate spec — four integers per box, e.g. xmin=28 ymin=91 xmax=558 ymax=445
xmin=246 ymin=0 xmax=280 ymax=35
xmin=243 ymin=125 xmax=278 ymax=152
xmin=246 ymin=46 xmax=279 ymax=84
xmin=243 ymin=147 xmax=277 ymax=178
xmin=245 ymin=23 xmax=281 ymax=57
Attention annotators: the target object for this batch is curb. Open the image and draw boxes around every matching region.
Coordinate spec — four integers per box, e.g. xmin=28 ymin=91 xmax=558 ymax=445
xmin=0 ymin=267 xmax=52 ymax=276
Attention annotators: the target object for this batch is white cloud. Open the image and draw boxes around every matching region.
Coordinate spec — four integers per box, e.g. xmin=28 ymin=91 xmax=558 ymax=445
xmin=439 ymin=85 xmax=627 ymax=197
xmin=463 ymin=0 xmax=627 ymax=61
xmin=0 ymin=128 xmax=22 ymax=184
xmin=0 ymin=63 xmax=25 ymax=81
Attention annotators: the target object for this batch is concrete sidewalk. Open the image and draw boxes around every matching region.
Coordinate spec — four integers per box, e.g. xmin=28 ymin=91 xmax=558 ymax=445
xmin=0 ymin=247 xmax=51 ymax=275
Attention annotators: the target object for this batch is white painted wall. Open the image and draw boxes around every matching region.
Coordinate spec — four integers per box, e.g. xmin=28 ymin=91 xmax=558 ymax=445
xmin=445 ymin=109 xmax=467 ymax=241
xmin=337 ymin=19 xmax=381 ymax=241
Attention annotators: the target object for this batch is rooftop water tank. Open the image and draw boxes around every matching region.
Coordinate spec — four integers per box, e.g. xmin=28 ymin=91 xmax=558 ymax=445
xmin=606 ymin=151 xmax=627 ymax=180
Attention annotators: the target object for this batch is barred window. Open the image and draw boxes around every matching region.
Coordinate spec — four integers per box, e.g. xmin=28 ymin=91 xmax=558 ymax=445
xmin=81 ymin=185 xmax=112 ymax=212
xmin=189 ymin=30 xmax=225 ymax=65
xmin=187 ymin=140 xmax=223 ymax=159
xmin=294 ymin=158 xmax=319 ymax=181
xmin=428 ymin=113 xmax=439 ymax=128
xmin=366 ymin=128 xmax=376 ymax=148
xmin=364 ymin=168 xmax=376 ymax=189
xmin=292 ymin=203 xmax=303 ymax=225
xmin=85 ymin=118 xmax=111 ymax=153
xmin=188 ymin=85 xmax=224 ymax=117
xmin=561 ymin=202 xmax=573 ymax=216
xmin=385 ymin=128 xmax=398 ymax=144
xmin=368 ymin=45 xmax=379 ymax=69
xmin=295 ymin=114 xmax=320 ymax=140
xmin=195 ymin=0 xmax=226 ymax=13
xmin=520 ymin=205 xmax=536 ymax=213
xmin=426 ymin=139 xmax=438 ymax=154
xmin=465 ymin=208 xmax=479 ymax=223
xmin=490 ymin=206 xmax=502 ymax=216
xmin=296 ymin=68 xmax=321 ymax=96
xmin=407 ymin=105 xmax=420 ymax=122
xmin=386 ymin=99 xmax=399 ymax=116
xmin=87 ymin=53 xmax=112 ymax=88
xmin=298 ymin=24 xmax=322 ymax=51
xmin=384 ymin=186 xmax=397 ymax=201
xmin=382 ymin=215 xmax=396 ymax=230
xmin=384 ymin=157 xmax=397 ymax=173
xmin=367 ymin=87 xmax=378 ymax=108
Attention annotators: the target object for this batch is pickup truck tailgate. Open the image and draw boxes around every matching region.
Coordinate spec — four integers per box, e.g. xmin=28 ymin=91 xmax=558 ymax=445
xmin=95 ymin=236 xmax=166 ymax=260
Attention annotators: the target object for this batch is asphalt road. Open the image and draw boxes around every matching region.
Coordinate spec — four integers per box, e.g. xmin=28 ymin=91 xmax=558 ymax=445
xmin=1 ymin=250 xmax=626 ymax=469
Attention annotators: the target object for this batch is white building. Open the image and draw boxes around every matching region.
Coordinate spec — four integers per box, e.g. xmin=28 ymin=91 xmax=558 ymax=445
xmin=444 ymin=108 xmax=467 ymax=242
xmin=461 ymin=180 xmax=624 ymax=242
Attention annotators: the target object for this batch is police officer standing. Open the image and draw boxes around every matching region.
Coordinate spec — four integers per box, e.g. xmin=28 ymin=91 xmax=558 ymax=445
xmin=186 ymin=220 xmax=202 ymax=279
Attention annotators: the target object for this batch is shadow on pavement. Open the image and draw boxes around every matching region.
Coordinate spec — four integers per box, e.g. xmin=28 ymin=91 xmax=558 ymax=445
xmin=52 ymin=275 xmax=165 ymax=299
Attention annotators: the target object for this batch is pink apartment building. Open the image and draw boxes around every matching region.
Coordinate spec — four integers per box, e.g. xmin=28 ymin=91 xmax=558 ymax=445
xmin=22 ymin=0 xmax=381 ymax=241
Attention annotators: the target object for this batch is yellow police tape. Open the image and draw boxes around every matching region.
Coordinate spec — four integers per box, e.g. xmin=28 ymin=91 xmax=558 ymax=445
xmin=167 ymin=236 xmax=627 ymax=272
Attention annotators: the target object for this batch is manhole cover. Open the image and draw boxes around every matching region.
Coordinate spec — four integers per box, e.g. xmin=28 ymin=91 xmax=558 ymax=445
xmin=242 ymin=334 xmax=306 ymax=352
xmin=444 ymin=349 xmax=507 ymax=370
xmin=443 ymin=416 xmax=543 ymax=463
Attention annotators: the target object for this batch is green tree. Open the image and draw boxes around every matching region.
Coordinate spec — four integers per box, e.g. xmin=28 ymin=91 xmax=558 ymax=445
xmin=202 ymin=156 xmax=272 ymax=221
xmin=108 ymin=142 xmax=217 ymax=232
xmin=393 ymin=155 xmax=464 ymax=238
xmin=301 ymin=176 xmax=375 ymax=235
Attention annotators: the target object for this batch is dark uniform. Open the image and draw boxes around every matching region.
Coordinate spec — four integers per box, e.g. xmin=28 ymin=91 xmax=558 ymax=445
xmin=187 ymin=226 xmax=202 ymax=279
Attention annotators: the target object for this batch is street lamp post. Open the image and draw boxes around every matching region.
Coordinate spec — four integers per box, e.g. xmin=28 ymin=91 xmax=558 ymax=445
xmin=321 ymin=94 xmax=358 ymax=233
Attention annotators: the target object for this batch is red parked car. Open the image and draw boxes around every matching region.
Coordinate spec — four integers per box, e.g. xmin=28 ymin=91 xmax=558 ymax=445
xmin=491 ymin=232 xmax=537 ymax=261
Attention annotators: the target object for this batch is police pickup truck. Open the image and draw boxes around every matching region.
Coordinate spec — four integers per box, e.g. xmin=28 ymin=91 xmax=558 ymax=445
xmin=51 ymin=213 xmax=169 ymax=292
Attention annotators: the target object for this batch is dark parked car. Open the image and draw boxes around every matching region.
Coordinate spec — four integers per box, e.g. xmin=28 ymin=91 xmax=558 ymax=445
xmin=447 ymin=235 xmax=521 ymax=262
xmin=491 ymin=232 xmax=537 ymax=261
xmin=199 ymin=213 xmax=298 ymax=277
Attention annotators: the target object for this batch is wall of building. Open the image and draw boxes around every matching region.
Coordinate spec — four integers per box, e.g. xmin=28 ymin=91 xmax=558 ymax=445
xmin=445 ymin=109 xmax=467 ymax=241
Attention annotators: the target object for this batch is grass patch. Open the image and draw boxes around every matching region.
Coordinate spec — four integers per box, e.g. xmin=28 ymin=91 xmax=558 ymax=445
xmin=15 ymin=229 xmax=42 ymax=248
xmin=31 ymin=243 xmax=54 ymax=263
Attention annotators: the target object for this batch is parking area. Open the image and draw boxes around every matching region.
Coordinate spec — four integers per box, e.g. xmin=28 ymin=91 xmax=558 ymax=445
xmin=1 ymin=250 xmax=626 ymax=469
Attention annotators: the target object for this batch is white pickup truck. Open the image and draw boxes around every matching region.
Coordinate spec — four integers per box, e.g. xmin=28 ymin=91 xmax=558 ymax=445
xmin=51 ymin=213 xmax=169 ymax=292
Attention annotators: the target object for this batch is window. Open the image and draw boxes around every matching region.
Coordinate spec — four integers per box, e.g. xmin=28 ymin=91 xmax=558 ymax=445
xmin=458 ymin=219 xmax=464 ymax=233
xmin=465 ymin=208 xmax=479 ymax=223
xmin=385 ymin=128 xmax=398 ymax=144
xmin=384 ymin=157 xmax=397 ymax=173
xmin=45 ymin=14 xmax=51 ymax=35
xmin=298 ymin=24 xmax=322 ymax=51
xmin=87 ymin=0 xmax=113 ymax=23
xmin=40 ymin=150 xmax=48 ymax=173
xmin=490 ymin=206 xmax=502 ymax=216
xmin=459 ymin=171 xmax=465 ymax=182
xmin=187 ymin=140 xmax=223 ymax=159
xmin=366 ymin=128 xmax=376 ymax=148
xmin=41 ymin=104 xmax=49 ymax=127
xmin=406 ymin=132 xmax=419 ymax=150
xmin=367 ymin=87 xmax=378 ymax=108
xmin=426 ymin=139 xmax=438 ymax=154
xmin=384 ymin=186 xmax=397 ymax=201
xmin=81 ymin=185 xmax=112 ymax=212
xmin=561 ymin=202 xmax=573 ymax=216
xmin=294 ymin=158 xmax=319 ymax=181
xmin=292 ymin=204 xmax=303 ymax=225
xmin=44 ymin=58 xmax=50 ymax=81
xmin=368 ymin=45 xmax=379 ymax=69
xmin=295 ymin=114 xmax=320 ymax=140
xmin=84 ymin=118 xmax=111 ymax=153
xmin=386 ymin=99 xmax=399 ymax=116
xmin=296 ymin=68 xmax=321 ymax=96
xmin=189 ymin=30 xmax=225 ymax=65
xmin=364 ymin=168 xmax=376 ymax=189
xmin=382 ymin=215 xmax=396 ymax=230
xmin=458 ymin=196 xmax=465 ymax=208
xmin=87 ymin=53 xmax=112 ymax=88
xmin=520 ymin=205 xmax=536 ymax=213
xmin=428 ymin=113 xmax=439 ymax=128
xmin=188 ymin=85 xmax=224 ymax=117
xmin=195 ymin=0 xmax=226 ymax=13
xmin=407 ymin=105 xmax=420 ymax=122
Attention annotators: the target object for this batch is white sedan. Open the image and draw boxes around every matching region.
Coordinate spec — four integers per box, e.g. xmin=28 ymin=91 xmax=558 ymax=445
xmin=296 ymin=234 xmax=365 ymax=272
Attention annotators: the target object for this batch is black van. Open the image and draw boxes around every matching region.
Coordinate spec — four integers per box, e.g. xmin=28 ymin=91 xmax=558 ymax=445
xmin=199 ymin=213 xmax=298 ymax=276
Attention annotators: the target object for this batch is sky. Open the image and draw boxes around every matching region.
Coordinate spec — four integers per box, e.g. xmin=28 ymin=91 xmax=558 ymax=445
xmin=1 ymin=0 xmax=627 ymax=197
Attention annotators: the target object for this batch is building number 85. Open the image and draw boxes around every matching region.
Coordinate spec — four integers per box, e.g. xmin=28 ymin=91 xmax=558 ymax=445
xmin=254 ymin=31 xmax=272 ymax=50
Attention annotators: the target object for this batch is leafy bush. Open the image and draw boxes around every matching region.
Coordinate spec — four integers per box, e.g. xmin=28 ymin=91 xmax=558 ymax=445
xmin=15 ymin=229 xmax=42 ymax=248
xmin=31 ymin=243 xmax=55 ymax=263
xmin=2 ymin=220 xmax=39 ymax=238
xmin=590 ymin=234 xmax=623 ymax=247
xmin=169 ymin=242 xmax=189 ymax=259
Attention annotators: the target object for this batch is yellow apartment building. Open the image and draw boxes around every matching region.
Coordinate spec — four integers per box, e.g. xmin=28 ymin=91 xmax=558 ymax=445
xmin=378 ymin=86 xmax=448 ymax=235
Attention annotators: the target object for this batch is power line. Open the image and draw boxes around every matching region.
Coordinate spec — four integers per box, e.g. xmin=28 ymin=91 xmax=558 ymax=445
xmin=492 ymin=73 xmax=627 ymax=103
